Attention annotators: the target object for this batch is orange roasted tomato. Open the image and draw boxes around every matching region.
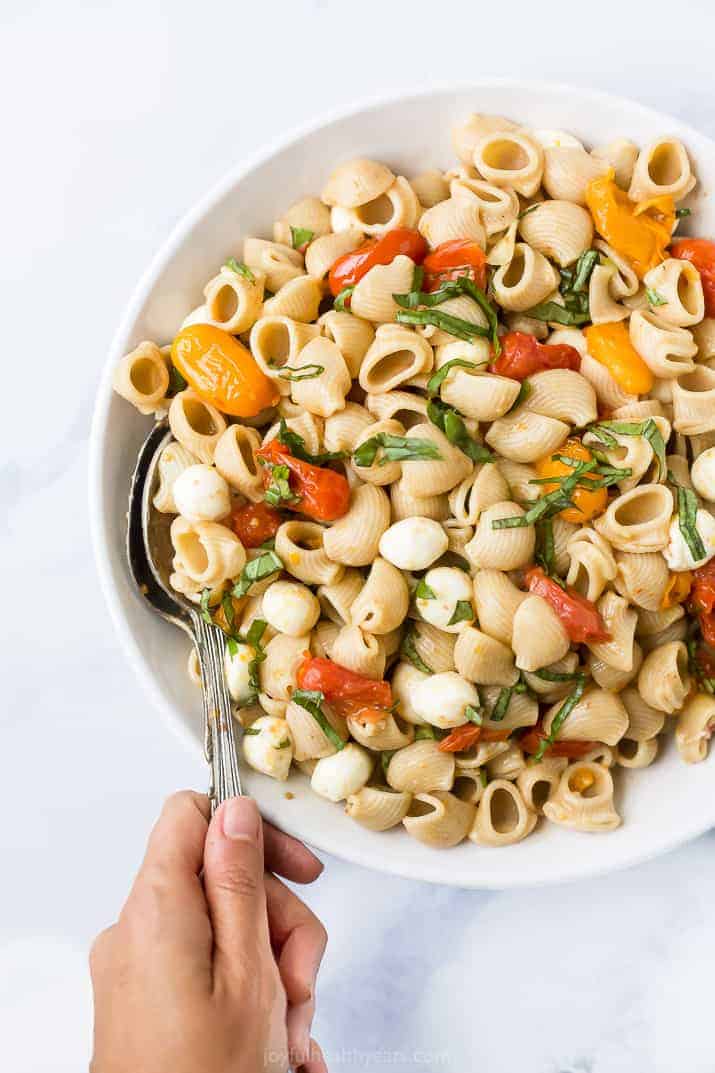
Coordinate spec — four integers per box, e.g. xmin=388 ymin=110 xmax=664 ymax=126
xmin=585 ymin=173 xmax=675 ymax=279
xmin=534 ymin=438 xmax=608 ymax=524
xmin=583 ymin=322 xmax=653 ymax=396
xmin=671 ymin=238 xmax=715 ymax=317
xmin=171 ymin=324 xmax=279 ymax=417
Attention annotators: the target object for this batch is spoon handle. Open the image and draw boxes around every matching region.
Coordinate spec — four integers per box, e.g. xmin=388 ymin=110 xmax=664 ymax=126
xmin=192 ymin=612 xmax=242 ymax=810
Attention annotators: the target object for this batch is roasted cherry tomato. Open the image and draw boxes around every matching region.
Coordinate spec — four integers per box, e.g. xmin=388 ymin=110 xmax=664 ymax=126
xmin=437 ymin=725 xmax=510 ymax=753
xmin=535 ymin=438 xmax=608 ymax=524
xmin=171 ymin=324 xmax=279 ymax=418
xmin=524 ymin=566 xmax=611 ymax=643
xmin=328 ymin=227 xmax=427 ymax=297
xmin=256 ymin=439 xmax=350 ymax=523
xmin=520 ymin=723 xmax=598 ymax=759
xmin=585 ymin=174 xmax=675 ymax=279
xmin=671 ymin=238 xmax=715 ymax=317
xmin=584 ymin=322 xmax=653 ymax=396
xmin=689 ymin=560 xmax=715 ymax=645
xmin=661 ymin=570 xmax=693 ymax=610
xmin=230 ymin=501 xmax=282 ymax=548
xmin=296 ymin=656 xmax=392 ymax=718
xmin=491 ymin=331 xmax=581 ymax=380
xmin=422 ymin=239 xmax=487 ymax=292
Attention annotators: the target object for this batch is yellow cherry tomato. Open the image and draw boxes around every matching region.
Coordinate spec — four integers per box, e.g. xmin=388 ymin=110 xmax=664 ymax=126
xmin=661 ymin=570 xmax=693 ymax=610
xmin=584 ymin=321 xmax=653 ymax=396
xmin=171 ymin=324 xmax=279 ymax=417
xmin=535 ymin=438 xmax=608 ymax=524
xmin=585 ymin=173 xmax=675 ymax=279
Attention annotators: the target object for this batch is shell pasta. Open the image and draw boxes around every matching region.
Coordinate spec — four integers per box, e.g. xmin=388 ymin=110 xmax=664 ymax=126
xmin=114 ymin=110 xmax=715 ymax=852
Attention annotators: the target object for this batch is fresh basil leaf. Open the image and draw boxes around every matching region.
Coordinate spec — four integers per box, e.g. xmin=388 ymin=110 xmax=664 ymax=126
xmin=277 ymin=738 xmax=291 ymax=748
xmin=381 ymin=750 xmax=396 ymax=776
xmin=292 ymin=689 xmax=345 ymax=750
xmin=400 ymin=626 xmax=433 ymax=675
xmin=353 ymin=433 xmax=442 ymax=468
xmin=532 ymin=667 xmax=585 ymax=682
xmin=414 ymin=725 xmax=437 ymax=740
xmin=264 ymin=464 xmax=301 ymax=508
xmin=465 ymin=704 xmax=483 ymax=726
xmin=224 ymin=257 xmax=255 ymax=283
xmin=530 ymin=675 xmax=586 ymax=763
xmin=490 ymin=686 xmax=514 ymax=722
xmin=645 ymin=287 xmax=667 ymax=307
xmin=518 ymin=203 xmax=539 ymax=219
xmin=167 ymin=364 xmax=188 ymax=397
xmin=427 ymin=398 xmax=495 ymax=463
xmin=447 ymin=600 xmax=473 ymax=626
xmin=678 ymin=486 xmax=706 ymax=562
xmin=290 ymin=226 xmax=314 ymax=250
xmin=676 ymin=207 xmax=692 ymax=219
xmin=535 ymin=517 xmax=556 ymax=576
xmin=221 ymin=592 xmax=236 ymax=631
xmin=415 ymin=579 xmax=437 ymax=600
xmin=567 ymin=250 xmax=599 ymax=294
xmin=232 ymin=551 xmax=284 ymax=599
xmin=524 ymin=300 xmax=591 ymax=326
xmin=426 ymin=358 xmax=485 ymax=397
xmin=592 ymin=419 xmax=666 ymax=482
xmin=278 ymin=363 xmax=325 ymax=382
xmin=396 ymin=307 xmax=491 ymax=342
xmin=276 ymin=418 xmax=345 ymax=466
xmin=200 ymin=588 xmax=213 ymax=625
xmin=506 ymin=379 xmax=531 ymax=414
xmin=334 ymin=286 xmax=354 ymax=311
xmin=243 ymin=727 xmax=261 ymax=736
xmin=245 ymin=618 xmax=268 ymax=649
xmin=480 ymin=769 xmax=488 ymax=788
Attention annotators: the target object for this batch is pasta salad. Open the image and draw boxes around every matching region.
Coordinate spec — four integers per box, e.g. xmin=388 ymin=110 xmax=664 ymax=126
xmin=114 ymin=113 xmax=715 ymax=849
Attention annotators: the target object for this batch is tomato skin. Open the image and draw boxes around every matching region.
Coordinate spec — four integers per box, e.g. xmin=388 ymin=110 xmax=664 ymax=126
xmin=584 ymin=322 xmax=653 ymax=396
xmin=328 ymin=227 xmax=427 ymax=296
xmin=256 ymin=439 xmax=350 ymax=523
xmin=689 ymin=560 xmax=715 ymax=645
xmin=491 ymin=332 xmax=581 ymax=380
xmin=422 ymin=239 xmax=487 ymax=291
xmin=171 ymin=324 xmax=279 ymax=417
xmin=438 ymin=725 xmax=510 ymax=752
xmin=230 ymin=501 xmax=282 ymax=548
xmin=535 ymin=438 xmax=608 ymax=524
xmin=520 ymin=724 xmax=597 ymax=759
xmin=296 ymin=656 xmax=392 ymax=717
xmin=524 ymin=566 xmax=611 ymax=643
xmin=671 ymin=239 xmax=715 ymax=317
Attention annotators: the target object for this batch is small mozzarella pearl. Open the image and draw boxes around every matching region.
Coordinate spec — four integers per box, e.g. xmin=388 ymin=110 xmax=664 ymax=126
xmin=664 ymin=510 xmax=715 ymax=571
xmin=173 ymin=464 xmax=231 ymax=523
xmin=378 ymin=518 xmax=448 ymax=571
xmin=410 ymin=671 xmax=479 ymax=729
xmin=224 ymin=643 xmax=255 ymax=706
xmin=691 ymin=448 xmax=715 ymax=502
xmin=416 ymin=567 xmax=474 ymax=633
xmin=311 ymin=744 xmax=373 ymax=802
xmin=242 ymin=716 xmax=293 ymax=780
xmin=262 ymin=581 xmax=320 ymax=636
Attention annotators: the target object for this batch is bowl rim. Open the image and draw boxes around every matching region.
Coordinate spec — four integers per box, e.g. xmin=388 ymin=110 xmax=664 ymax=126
xmin=89 ymin=79 xmax=715 ymax=887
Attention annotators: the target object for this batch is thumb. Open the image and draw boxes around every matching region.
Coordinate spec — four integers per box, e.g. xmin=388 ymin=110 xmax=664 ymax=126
xmin=203 ymin=796 xmax=269 ymax=974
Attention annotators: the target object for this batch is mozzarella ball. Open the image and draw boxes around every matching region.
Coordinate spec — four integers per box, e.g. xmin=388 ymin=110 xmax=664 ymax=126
xmin=410 ymin=671 xmax=480 ymax=729
xmin=224 ymin=643 xmax=256 ymax=706
xmin=691 ymin=448 xmax=715 ymax=502
xmin=390 ymin=661 xmax=430 ymax=725
xmin=262 ymin=580 xmax=321 ymax=636
xmin=664 ymin=510 xmax=715 ymax=571
xmin=378 ymin=517 xmax=448 ymax=571
xmin=173 ymin=464 xmax=231 ymax=523
xmin=242 ymin=716 xmax=293 ymax=780
xmin=416 ymin=567 xmax=474 ymax=633
xmin=310 ymin=743 xmax=373 ymax=802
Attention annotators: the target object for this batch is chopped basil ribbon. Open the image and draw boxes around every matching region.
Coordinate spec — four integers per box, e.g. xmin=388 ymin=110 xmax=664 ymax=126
xmin=400 ymin=625 xmax=433 ymax=674
xmin=567 ymin=249 xmax=600 ymax=294
xmin=447 ymin=600 xmax=474 ymax=626
xmin=415 ymin=579 xmax=437 ymax=600
xmin=334 ymin=285 xmax=354 ymax=311
xmin=381 ymin=750 xmax=396 ymax=776
xmin=291 ymin=689 xmax=346 ymax=751
xmin=589 ymin=418 xmax=667 ymax=482
xmin=532 ymin=666 xmax=585 ymax=682
xmin=394 ymin=275 xmax=501 ymax=354
xmin=243 ymin=727 xmax=261 ymax=736
xmin=491 ymin=680 xmax=528 ymax=722
xmin=506 ymin=379 xmax=532 ymax=414
xmin=353 ymin=432 xmax=442 ymax=468
xmin=676 ymin=207 xmax=692 ymax=219
xmin=531 ymin=675 xmax=587 ymax=763
xmin=219 ymin=612 xmax=268 ymax=699
xmin=492 ymin=458 xmax=599 ymax=529
xmin=224 ymin=257 xmax=256 ymax=283
xmin=278 ymin=738 xmax=291 ymax=748
xmin=645 ymin=287 xmax=667 ymax=307
xmin=277 ymin=418 xmax=345 ymax=465
xmin=200 ymin=588 xmax=213 ymax=625
xmin=232 ymin=550 xmax=284 ymax=598
xmin=426 ymin=358 xmax=487 ymax=396
xmin=678 ymin=486 xmax=706 ymax=562
xmin=522 ymin=301 xmax=591 ymax=326
xmin=535 ymin=517 xmax=556 ymax=576
xmin=277 ymin=363 xmax=325 ymax=382
xmin=415 ymin=724 xmax=438 ymax=740
xmin=526 ymin=249 xmax=598 ymax=325
xmin=465 ymin=704 xmax=483 ymax=725
xmin=518 ymin=204 xmax=539 ymax=219
xmin=167 ymin=364 xmax=188 ymax=397
xmin=263 ymin=463 xmax=301 ymax=508
xmin=396 ymin=307 xmax=491 ymax=342
xmin=427 ymin=398 xmax=495 ymax=463
xmin=480 ymin=769 xmax=488 ymax=788
xmin=290 ymin=226 xmax=314 ymax=249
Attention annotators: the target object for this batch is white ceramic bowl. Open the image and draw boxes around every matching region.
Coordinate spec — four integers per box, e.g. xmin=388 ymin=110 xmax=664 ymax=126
xmin=90 ymin=81 xmax=715 ymax=887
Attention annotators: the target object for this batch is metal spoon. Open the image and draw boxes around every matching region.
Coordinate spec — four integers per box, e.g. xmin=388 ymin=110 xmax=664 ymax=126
xmin=126 ymin=418 xmax=242 ymax=808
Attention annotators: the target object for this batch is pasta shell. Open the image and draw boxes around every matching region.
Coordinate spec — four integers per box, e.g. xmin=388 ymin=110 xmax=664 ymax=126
xmin=586 ymin=591 xmax=638 ymax=672
xmin=472 ymin=569 xmax=527 ymax=646
xmin=305 ymin=229 xmax=364 ymax=280
xmin=386 ymin=740 xmax=455 ymax=793
xmin=676 ymin=693 xmax=715 ymax=763
xmin=454 ymin=626 xmax=518 ymax=686
xmin=318 ymin=310 xmax=375 ymax=378
xmin=448 ymin=463 xmax=510 ymax=525
xmin=153 ymin=442 xmax=200 ymax=514
xmin=168 ymin=390 xmax=226 ymax=464
xmin=350 ymin=557 xmax=409 ymax=635
xmin=492 ymin=242 xmax=559 ymax=312
xmin=403 ymin=791 xmax=475 ymax=848
xmin=345 ymin=786 xmax=412 ymax=831
xmin=465 ymin=501 xmax=535 ymax=571
xmin=469 ymin=780 xmax=537 ymax=845
xmin=441 ymin=369 xmax=520 ymax=421
xmin=542 ymin=687 xmax=629 ymax=745
xmin=418 ymin=196 xmax=486 ymax=249
xmin=351 ymin=255 xmax=416 ymax=324
xmin=518 ymin=199 xmax=593 ymax=267
xmin=473 ymin=130 xmax=544 ymax=197
xmin=542 ymin=147 xmax=609 ymax=204
xmin=485 ymin=409 xmax=569 ymax=463
xmin=523 ymin=368 xmax=597 ymax=426
xmin=629 ymin=310 xmax=697 ymax=379
xmin=593 ymin=484 xmax=673 ymax=553
xmin=517 ymin=756 xmax=568 ymax=814
xmin=672 ymin=365 xmax=715 ymax=435
xmin=275 ymin=521 xmax=344 ymax=586
xmin=214 ymin=424 xmax=263 ymax=502
xmin=637 ymin=640 xmax=691 ymax=714
xmin=543 ymin=763 xmax=621 ymax=831
xmin=321 ymin=158 xmax=394 ymax=208
xmin=512 ymin=594 xmax=571 ymax=672
xmin=628 ymin=138 xmax=696 ymax=202
xmin=398 ymin=421 xmax=472 ymax=497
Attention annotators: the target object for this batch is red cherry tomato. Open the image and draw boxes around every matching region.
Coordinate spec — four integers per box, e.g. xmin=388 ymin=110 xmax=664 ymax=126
xmin=671 ymin=238 xmax=715 ymax=317
xmin=422 ymin=239 xmax=488 ymax=292
xmin=491 ymin=332 xmax=581 ymax=380
xmin=689 ymin=560 xmax=715 ymax=645
xmin=437 ymin=725 xmax=510 ymax=753
xmin=524 ymin=566 xmax=611 ymax=644
xmin=520 ymin=723 xmax=598 ymax=759
xmin=229 ymin=501 xmax=282 ymax=548
xmin=328 ymin=227 xmax=427 ymax=297
xmin=256 ymin=439 xmax=350 ymax=523
xmin=296 ymin=656 xmax=392 ymax=717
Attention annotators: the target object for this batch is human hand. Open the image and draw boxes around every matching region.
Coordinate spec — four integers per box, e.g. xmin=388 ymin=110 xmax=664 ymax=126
xmin=90 ymin=792 xmax=328 ymax=1073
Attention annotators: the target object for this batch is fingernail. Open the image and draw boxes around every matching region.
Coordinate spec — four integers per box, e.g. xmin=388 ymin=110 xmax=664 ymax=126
xmin=221 ymin=797 xmax=260 ymax=842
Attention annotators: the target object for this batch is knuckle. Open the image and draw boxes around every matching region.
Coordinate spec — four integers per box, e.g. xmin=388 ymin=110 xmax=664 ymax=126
xmin=214 ymin=862 xmax=261 ymax=901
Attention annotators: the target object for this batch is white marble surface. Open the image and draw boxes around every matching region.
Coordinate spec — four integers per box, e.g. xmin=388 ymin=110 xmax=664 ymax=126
xmin=3 ymin=1 xmax=715 ymax=1069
